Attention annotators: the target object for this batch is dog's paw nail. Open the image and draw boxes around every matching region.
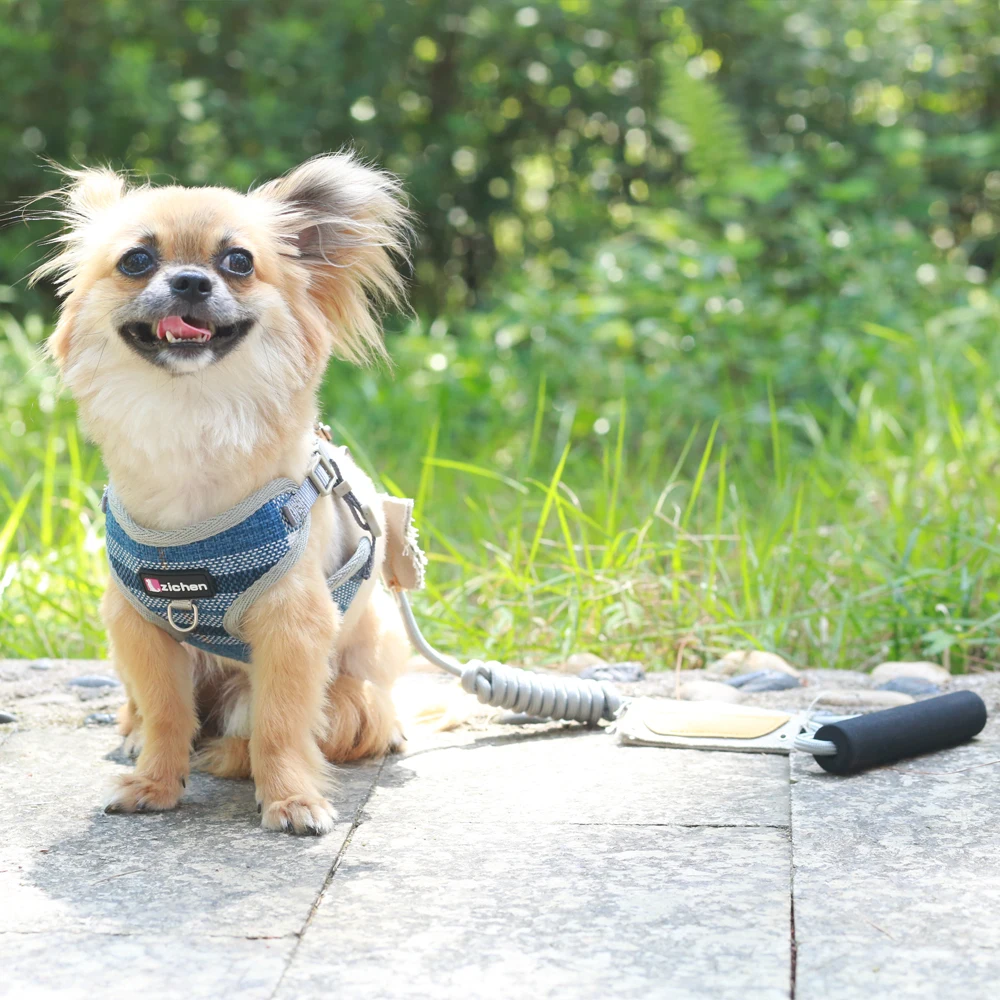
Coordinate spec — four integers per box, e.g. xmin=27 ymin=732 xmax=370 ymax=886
xmin=180 ymin=777 xmax=187 ymax=789
xmin=257 ymin=803 xmax=262 ymax=814
xmin=260 ymin=795 xmax=337 ymax=835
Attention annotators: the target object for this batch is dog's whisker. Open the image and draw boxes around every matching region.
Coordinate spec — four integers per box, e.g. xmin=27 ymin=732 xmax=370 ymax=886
xmin=86 ymin=338 xmax=108 ymax=394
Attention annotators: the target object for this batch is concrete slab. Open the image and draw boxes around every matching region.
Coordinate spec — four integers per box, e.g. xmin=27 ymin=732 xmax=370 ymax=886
xmin=7 ymin=657 xmax=998 ymax=1000
xmin=794 ymin=938 xmax=1000 ymax=1000
xmin=0 ymin=727 xmax=380 ymax=936
xmin=277 ymin=823 xmax=792 ymax=1000
xmin=372 ymin=728 xmax=790 ymax=828
xmin=791 ymin=736 xmax=1000 ymax=997
xmin=0 ymin=932 xmax=294 ymax=1000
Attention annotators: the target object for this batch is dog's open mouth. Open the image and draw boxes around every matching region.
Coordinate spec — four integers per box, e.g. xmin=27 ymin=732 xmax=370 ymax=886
xmin=118 ymin=316 xmax=255 ymax=367
xmin=156 ymin=315 xmax=215 ymax=344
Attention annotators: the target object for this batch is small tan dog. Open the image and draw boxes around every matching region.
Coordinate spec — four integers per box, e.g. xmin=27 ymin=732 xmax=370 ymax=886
xmin=33 ymin=153 xmax=418 ymax=834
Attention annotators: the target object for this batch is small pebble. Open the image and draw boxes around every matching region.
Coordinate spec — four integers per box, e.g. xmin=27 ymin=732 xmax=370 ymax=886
xmin=727 ymin=670 xmax=801 ymax=692
xmin=565 ymin=652 xmax=607 ymax=673
xmin=706 ymin=650 xmax=801 ymax=679
xmin=726 ymin=670 xmax=769 ymax=688
xmin=579 ymin=662 xmax=645 ymax=683
xmin=84 ymin=712 xmax=117 ymax=726
xmin=877 ymin=678 xmax=940 ymax=697
xmin=67 ymin=675 xmax=121 ymax=689
xmin=29 ymin=661 xmax=55 ymax=671
xmin=870 ymin=661 xmax=950 ymax=685
xmin=76 ymin=687 xmax=116 ymax=702
xmin=678 ymin=679 xmax=744 ymax=703
xmin=0 ymin=711 xmax=17 ymax=724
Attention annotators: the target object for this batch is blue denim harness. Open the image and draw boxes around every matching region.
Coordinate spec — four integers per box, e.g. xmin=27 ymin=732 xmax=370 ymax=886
xmin=103 ymin=429 xmax=378 ymax=663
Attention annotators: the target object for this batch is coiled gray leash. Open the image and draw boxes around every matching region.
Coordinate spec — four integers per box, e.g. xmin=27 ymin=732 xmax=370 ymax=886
xmin=396 ymin=592 xmax=622 ymax=724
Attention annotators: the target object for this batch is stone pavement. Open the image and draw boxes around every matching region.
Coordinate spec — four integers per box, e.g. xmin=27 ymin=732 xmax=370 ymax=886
xmin=1 ymin=659 xmax=999 ymax=999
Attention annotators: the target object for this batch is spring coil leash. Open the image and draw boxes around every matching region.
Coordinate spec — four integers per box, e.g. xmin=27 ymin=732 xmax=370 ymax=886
xmin=396 ymin=592 xmax=622 ymax=724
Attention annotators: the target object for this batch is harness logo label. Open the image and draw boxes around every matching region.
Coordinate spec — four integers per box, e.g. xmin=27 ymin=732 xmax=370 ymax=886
xmin=138 ymin=569 xmax=217 ymax=599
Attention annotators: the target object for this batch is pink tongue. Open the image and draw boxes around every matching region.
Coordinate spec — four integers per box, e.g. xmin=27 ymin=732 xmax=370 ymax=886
xmin=156 ymin=315 xmax=212 ymax=340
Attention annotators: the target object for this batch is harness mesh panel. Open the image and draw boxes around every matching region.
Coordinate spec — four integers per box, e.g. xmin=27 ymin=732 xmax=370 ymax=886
xmin=105 ymin=488 xmax=369 ymax=663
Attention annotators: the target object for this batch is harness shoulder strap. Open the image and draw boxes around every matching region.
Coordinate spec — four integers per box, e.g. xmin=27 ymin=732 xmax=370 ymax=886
xmin=281 ymin=426 xmax=380 ymax=582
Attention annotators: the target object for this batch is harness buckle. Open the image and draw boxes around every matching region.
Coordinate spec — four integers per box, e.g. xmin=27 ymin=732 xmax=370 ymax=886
xmin=166 ymin=600 xmax=198 ymax=633
xmin=306 ymin=451 xmax=338 ymax=497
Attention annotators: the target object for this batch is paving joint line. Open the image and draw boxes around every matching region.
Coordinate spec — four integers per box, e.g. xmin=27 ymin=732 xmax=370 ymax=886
xmin=789 ymin=889 xmax=797 ymax=1000
xmin=267 ymin=753 xmax=388 ymax=1000
xmin=786 ymin=753 xmax=796 ymax=999
xmin=348 ymin=819 xmax=791 ymax=829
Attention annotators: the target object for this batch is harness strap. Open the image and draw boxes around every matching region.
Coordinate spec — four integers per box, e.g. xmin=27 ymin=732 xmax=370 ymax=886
xmin=281 ymin=426 xmax=379 ymax=580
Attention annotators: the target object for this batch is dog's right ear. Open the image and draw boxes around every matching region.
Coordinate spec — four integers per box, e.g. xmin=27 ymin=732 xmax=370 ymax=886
xmin=30 ymin=166 xmax=128 ymax=294
xmin=29 ymin=167 xmax=128 ymax=364
xmin=58 ymin=166 xmax=127 ymax=219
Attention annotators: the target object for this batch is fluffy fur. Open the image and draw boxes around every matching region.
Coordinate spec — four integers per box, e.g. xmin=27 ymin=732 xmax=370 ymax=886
xmin=34 ymin=154 xmax=413 ymax=834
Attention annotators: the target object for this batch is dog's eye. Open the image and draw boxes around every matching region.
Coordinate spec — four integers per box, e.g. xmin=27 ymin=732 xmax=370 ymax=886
xmin=221 ymin=249 xmax=254 ymax=276
xmin=118 ymin=249 xmax=155 ymax=277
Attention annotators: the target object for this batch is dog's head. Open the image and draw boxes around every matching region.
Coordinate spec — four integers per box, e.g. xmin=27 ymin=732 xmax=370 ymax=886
xmin=33 ymin=154 xmax=410 ymax=394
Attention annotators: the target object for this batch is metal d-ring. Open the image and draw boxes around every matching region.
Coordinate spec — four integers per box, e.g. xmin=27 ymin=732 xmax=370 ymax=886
xmin=166 ymin=600 xmax=198 ymax=633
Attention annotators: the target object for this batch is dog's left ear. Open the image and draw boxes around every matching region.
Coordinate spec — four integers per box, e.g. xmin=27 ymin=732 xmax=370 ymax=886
xmin=253 ymin=152 xmax=412 ymax=364
xmin=30 ymin=166 xmax=129 ymax=365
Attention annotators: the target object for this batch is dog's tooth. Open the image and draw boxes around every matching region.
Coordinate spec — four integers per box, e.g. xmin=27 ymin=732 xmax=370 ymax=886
xmin=165 ymin=330 xmax=177 ymax=343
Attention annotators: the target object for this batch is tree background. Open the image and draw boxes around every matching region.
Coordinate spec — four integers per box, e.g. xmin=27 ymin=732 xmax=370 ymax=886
xmin=3 ymin=0 xmax=1000 ymax=670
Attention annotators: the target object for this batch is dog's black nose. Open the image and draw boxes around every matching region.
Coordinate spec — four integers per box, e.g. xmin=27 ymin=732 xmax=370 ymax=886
xmin=169 ymin=270 xmax=213 ymax=303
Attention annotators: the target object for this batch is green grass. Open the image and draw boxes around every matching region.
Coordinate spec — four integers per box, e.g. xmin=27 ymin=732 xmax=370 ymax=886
xmin=2 ymin=308 xmax=999 ymax=673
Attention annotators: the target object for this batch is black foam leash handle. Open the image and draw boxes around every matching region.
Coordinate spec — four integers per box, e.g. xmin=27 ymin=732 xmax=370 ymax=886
xmin=813 ymin=690 xmax=987 ymax=775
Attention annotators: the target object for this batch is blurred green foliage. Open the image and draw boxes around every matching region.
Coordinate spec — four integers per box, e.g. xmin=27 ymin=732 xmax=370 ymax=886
xmin=3 ymin=0 xmax=1000 ymax=667
xmin=4 ymin=0 xmax=1000 ymax=444
xmin=4 ymin=0 xmax=1000 ymax=312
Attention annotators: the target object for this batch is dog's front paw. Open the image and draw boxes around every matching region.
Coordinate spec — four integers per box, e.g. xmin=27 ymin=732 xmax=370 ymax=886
xmin=104 ymin=773 xmax=185 ymax=814
xmin=260 ymin=794 xmax=337 ymax=836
